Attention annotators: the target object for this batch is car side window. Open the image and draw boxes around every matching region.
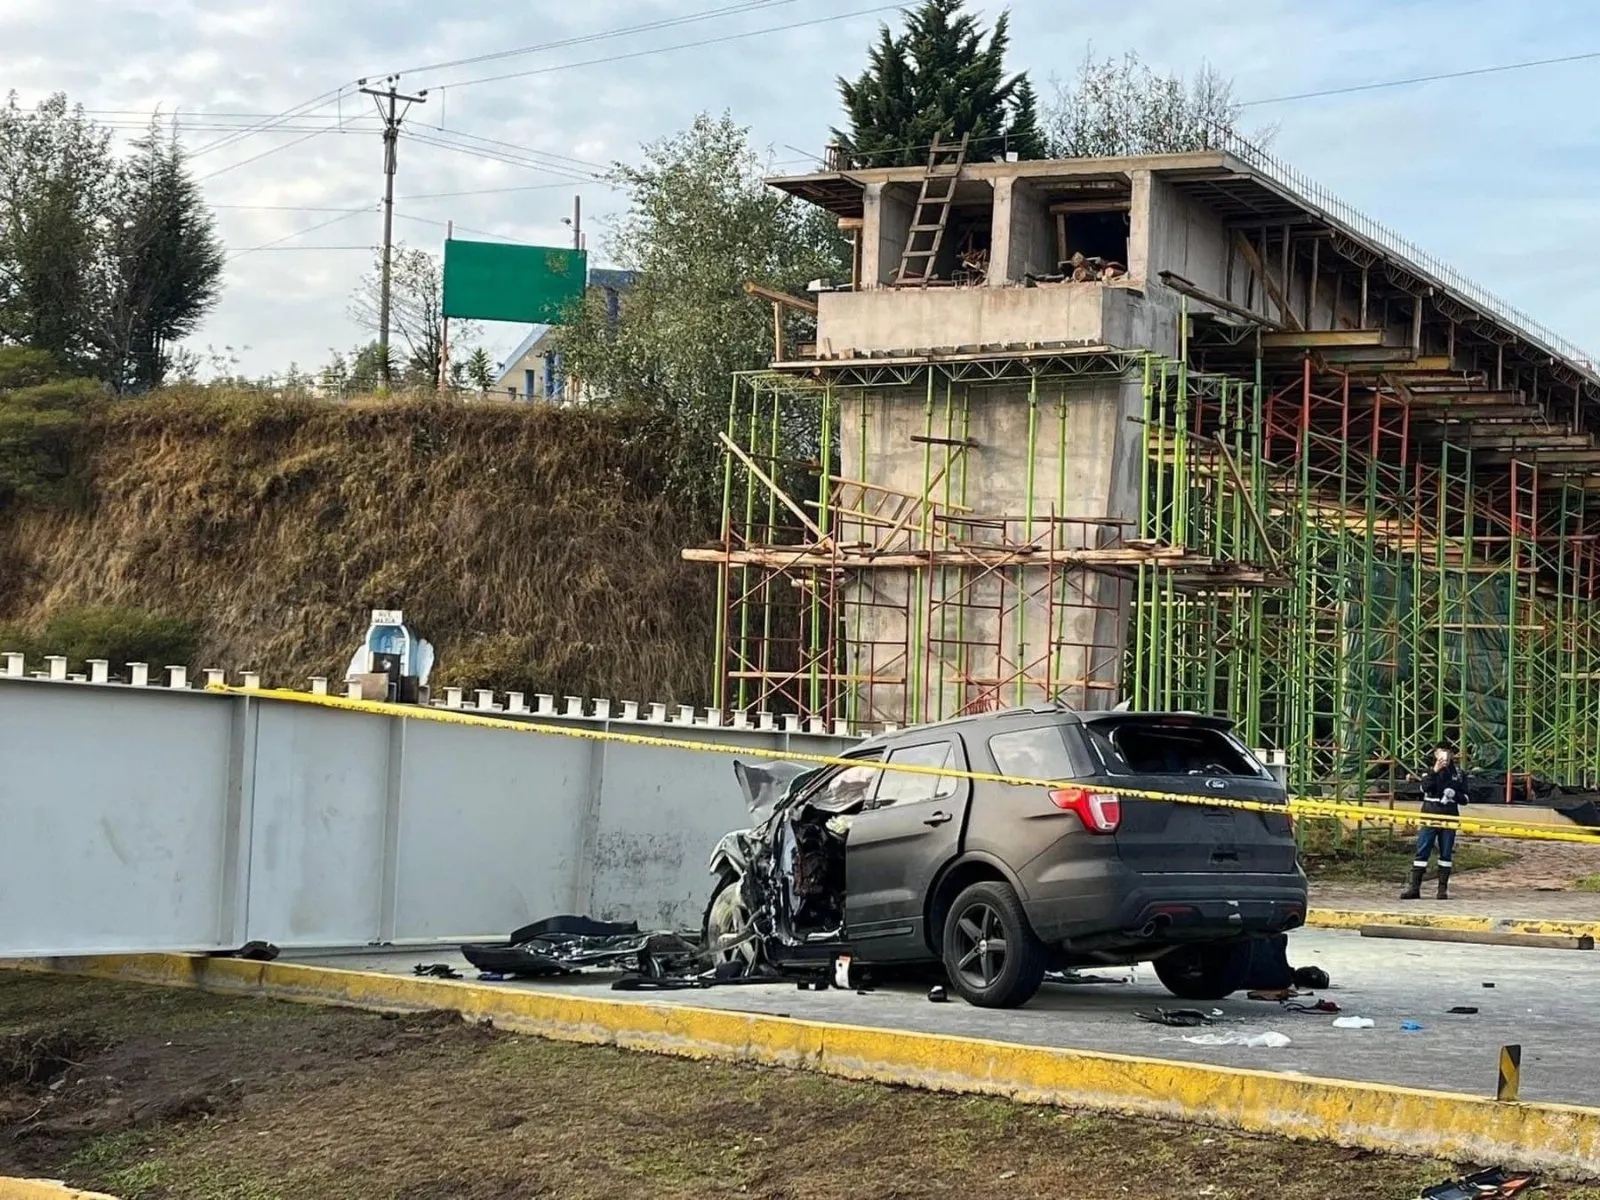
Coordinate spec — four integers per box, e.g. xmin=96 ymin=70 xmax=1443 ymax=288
xmin=873 ymin=741 xmax=957 ymax=807
xmin=988 ymin=725 xmax=1076 ymax=781
xmin=806 ymin=762 xmax=883 ymax=810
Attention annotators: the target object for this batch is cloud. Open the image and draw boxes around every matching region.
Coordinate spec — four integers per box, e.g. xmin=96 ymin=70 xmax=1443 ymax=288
xmin=4 ymin=0 xmax=1597 ymax=374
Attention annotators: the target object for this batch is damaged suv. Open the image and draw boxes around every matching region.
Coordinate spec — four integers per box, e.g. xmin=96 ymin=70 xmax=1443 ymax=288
xmin=706 ymin=707 xmax=1306 ymax=1008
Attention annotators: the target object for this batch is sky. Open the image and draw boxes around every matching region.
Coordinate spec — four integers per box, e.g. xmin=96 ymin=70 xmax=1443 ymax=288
xmin=5 ymin=0 xmax=1600 ymax=379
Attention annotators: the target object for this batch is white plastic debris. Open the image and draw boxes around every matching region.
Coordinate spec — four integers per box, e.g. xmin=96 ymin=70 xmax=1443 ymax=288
xmin=1183 ymin=1031 xmax=1290 ymax=1048
xmin=1332 ymin=1016 xmax=1376 ymax=1029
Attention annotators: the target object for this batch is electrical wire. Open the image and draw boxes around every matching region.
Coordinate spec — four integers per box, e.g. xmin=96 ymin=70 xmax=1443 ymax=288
xmin=428 ymin=2 xmax=905 ymax=91
xmin=188 ymin=87 xmax=354 ymax=158
xmin=1240 ymin=48 xmax=1600 ymax=107
xmin=398 ymin=180 xmax=614 ymax=201
xmin=402 ymin=129 xmax=601 ymax=179
xmin=388 ymin=0 xmax=796 ymax=79
xmin=418 ymin=125 xmax=608 ymax=172
xmin=226 ymin=207 xmax=375 ymax=260
xmin=194 ymin=126 xmax=354 ymax=184
xmin=392 ymin=212 xmax=537 ymax=244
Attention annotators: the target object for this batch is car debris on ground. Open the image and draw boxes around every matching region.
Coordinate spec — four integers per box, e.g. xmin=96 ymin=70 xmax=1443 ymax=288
xmin=461 ymin=916 xmax=704 ymax=981
xmin=1418 ymin=1167 xmax=1538 ymax=1199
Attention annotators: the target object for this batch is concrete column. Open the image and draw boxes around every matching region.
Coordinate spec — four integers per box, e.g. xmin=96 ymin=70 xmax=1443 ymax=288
xmin=989 ymin=177 xmax=1054 ymax=285
xmin=564 ymin=695 xmax=584 ymax=717
xmin=128 ymin=662 xmax=149 ymax=687
xmin=592 ymin=698 xmax=611 ymax=720
xmin=445 ymin=687 xmax=463 ymax=709
xmin=166 ymin=665 xmax=188 ymax=689
xmin=310 ymin=677 xmax=329 ymax=695
xmin=476 ymin=688 xmax=495 ymax=710
xmin=620 ymin=700 xmax=640 ymax=721
xmin=676 ymin=704 xmax=695 ymax=724
xmin=46 ymin=655 xmax=67 ymax=681
xmin=647 ymin=702 xmax=667 ymax=722
xmin=240 ymin=671 xmax=261 ymax=692
xmin=535 ymin=694 xmax=555 ymax=716
xmin=204 ymin=668 xmax=227 ymax=688
xmin=758 ymin=712 xmax=776 ymax=731
xmin=508 ymin=691 xmax=528 ymax=713
xmin=87 ymin=659 xmax=109 ymax=685
xmin=1 ymin=651 xmax=22 ymax=678
xmin=1126 ymin=170 xmax=1154 ymax=284
xmin=861 ymin=182 xmax=913 ymax=287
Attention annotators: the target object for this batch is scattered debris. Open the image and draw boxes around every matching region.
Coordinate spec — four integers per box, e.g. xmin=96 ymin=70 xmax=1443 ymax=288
xmin=461 ymin=916 xmax=699 ymax=980
xmin=1418 ymin=1166 xmax=1537 ymax=1199
xmin=1448 ymin=1006 xmax=1480 ymax=1015
xmin=1484 ymin=982 xmax=1497 ymax=988
xmin=208 ymin=940 xmax=280 ymax=962
xmin=1400 ymin=1021 xmax=1424 ymax=1032
xmin=1332 ymin=1016 xmax=1375 ymax=1029
xmin=412 ymin=963 xmax=462 ymax=980
xmin=476 ymin=971 xmax=507 ymax=982
xmin=1282 ymin=999 xmax=1341 ymax=1015
xmin=927 ymin=985 xmax=949 ymax=1003
xmin=1247 ymin=988 xmax=1299 ymax=1003
xmin=1183 ymin=1031 xmax=1290 ymax=1048
xmin=1137 ymin=1008 xmax=1215 ymax=1028
xmin=1293 ymin=966 xmax=1331 ymax=990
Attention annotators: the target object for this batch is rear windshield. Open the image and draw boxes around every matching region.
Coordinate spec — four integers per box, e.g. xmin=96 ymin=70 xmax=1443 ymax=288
xmin=988 ymin=725 xmax=1077 ymax=780
xmin=1082 ymin=721 xmax=1265 ymax=778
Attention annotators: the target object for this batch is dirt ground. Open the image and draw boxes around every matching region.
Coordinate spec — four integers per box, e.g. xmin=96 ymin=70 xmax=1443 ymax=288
xmin=1309 ymin=835 xmax=1600 ymax=916
xmin=2 ymin=971 xmax=1596 ymax=1200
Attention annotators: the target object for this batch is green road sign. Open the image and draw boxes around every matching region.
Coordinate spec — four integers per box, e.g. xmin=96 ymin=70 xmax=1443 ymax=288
xmin=442 ymin=239 xmax=588 ymax=323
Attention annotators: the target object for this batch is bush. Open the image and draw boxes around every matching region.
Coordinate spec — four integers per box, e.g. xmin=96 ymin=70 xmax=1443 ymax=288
xmin=0 ymin=375 xmax=104 ymax=506
xmin=0 ymin=606 xmax=200 ymax=676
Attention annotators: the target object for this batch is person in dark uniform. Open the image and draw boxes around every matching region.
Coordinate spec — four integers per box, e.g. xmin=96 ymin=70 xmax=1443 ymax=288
xmin=1401 ymin=742 xmax=1470 ymax=901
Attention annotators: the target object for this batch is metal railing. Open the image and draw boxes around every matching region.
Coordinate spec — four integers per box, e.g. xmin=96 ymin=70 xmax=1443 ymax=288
xmin=1208 ymin=125 xmax=1597 ymax=375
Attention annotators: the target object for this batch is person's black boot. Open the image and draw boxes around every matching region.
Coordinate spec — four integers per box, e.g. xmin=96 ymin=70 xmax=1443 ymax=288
xmin=1400 ymin=867 xmax=1425 ymax=900
xmin=1436 ymin=868 xmax=1452 ymax=901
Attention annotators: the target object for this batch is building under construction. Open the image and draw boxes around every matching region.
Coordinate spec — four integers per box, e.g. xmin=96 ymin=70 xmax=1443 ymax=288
xmin=686 ymin=133 xmax=1600 ymax=804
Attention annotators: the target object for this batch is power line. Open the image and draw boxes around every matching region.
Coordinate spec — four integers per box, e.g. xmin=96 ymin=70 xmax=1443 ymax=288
xmin=1241 ymin=48 xmax=1600 ymax=107
xmin=212 ymin=203 xmax=376 ymax=212
xmin=226 ymin=208 xmax=375 ymax=260
xmin=390 ymin=0 xmax=796 ymax=79
xmin=393 ymin=212 xmax=538 ymax=244
xmin=419 ymin=125 xmax=608 ymax=171
xmin=188 ymin=88 xmax=354 ymax=157
xmin=402 ymin=129 xmax=600 ymax=179
xmin=398 ymin=180 xmax=614 ymax=201
xmin=195 ymin=127 xmax=344 ymax=183
xmin=430 ymin=2 xmax=905 ymax=91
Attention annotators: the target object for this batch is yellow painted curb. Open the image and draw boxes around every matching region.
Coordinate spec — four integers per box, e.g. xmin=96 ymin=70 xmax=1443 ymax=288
xmin=0 ymin=1180 xmax=119 ymax=1199
xmin=17 ymin=953 xmax=1600 ymax=1180
xmin=1308 ymin=908 xmax=1600 ymax=941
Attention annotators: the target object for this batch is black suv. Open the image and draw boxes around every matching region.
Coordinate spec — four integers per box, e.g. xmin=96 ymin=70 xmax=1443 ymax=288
xmin=705 ymin=707 xmax=1307 ymax=1008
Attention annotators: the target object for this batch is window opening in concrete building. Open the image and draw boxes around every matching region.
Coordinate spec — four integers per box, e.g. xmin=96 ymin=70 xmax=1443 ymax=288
xmin=1057 ymin=209 xmax=1129 ymax=274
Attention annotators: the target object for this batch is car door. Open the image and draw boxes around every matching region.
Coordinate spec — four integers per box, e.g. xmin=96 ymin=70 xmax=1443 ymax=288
xmin=843 ymin=738 xmax=969 ymax=959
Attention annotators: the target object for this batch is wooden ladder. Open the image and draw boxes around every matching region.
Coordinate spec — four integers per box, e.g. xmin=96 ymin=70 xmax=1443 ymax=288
xmin=894 ymin=132 xmax=969 ymax=287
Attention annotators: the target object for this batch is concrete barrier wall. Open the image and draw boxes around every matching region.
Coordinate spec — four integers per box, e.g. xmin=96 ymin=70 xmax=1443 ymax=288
xmin=0 ymin=677 xmax=856 ymax=957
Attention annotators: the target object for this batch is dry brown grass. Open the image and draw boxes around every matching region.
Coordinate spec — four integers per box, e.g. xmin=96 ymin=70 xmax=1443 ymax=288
xmin=0 ymin=389 xmax=718 ymax=703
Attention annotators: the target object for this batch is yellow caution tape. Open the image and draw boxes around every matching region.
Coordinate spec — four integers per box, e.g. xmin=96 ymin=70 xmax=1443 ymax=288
xmin=211 ymin=686 xmax=1600 ymax=847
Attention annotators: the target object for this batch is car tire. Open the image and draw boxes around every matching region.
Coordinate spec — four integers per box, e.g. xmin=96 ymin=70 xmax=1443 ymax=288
xmin=1153 ymin=942 xmax=1252 ymax=1001
xmin=702 ymin=874 xmax=760 ymax=973
xmin=941 ymin=881 xmax=1047 ymax=1009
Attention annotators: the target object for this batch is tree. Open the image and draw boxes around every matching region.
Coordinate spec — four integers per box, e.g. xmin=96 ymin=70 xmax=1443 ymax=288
xmin=558 ymin=113 xmax=848 ymax=507
xmin=464 ymin=346 xmax=494 ymax=392
xmin=350 ymin=244 xmax=478 ymax=391
xmin=0 ymin=93 xmax=112 ymax=371
xmin=1044 ymin=51 xmax=1269 ymax=158
xmin=92 ymin=122 xmax=225 ymax=391
xmin=834 ymin=0 xmax=1042 ymax=168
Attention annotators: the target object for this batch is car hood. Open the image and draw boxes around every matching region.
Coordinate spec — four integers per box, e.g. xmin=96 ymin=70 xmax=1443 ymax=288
xmin=732 ymin=759 xmax=814 ymax=823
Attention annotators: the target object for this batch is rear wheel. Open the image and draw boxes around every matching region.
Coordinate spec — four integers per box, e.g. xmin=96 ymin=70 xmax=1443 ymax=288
xmin=1153 ymin=942 xmax=1251 ymax=1001
xmin=702 ymin=875 xmax=760 ymax=973
xmin=941 ymin=881 xmax=1047 ymax=1009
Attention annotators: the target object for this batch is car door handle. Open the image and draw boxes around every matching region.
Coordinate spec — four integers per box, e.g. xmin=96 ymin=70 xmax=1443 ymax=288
xmin=923 ymin=810 xmax=953 ymax=827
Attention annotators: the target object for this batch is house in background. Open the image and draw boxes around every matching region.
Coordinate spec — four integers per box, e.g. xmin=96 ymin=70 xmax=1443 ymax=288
xmin=492 ymin=267 xmax=637 ymax=402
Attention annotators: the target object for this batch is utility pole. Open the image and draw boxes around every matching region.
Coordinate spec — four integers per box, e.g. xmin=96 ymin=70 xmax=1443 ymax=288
xmin=572 ymin=194 xmax=582 ymax=251
xmin=438 ymin=220 xmax=453 ymax=394
xmin=359 ymin=76 xmax=427 ymax=389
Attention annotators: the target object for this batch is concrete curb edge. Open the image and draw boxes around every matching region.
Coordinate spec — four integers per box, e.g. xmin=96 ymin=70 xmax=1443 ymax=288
xmin=15 ymin=952 xmax=1600 ymax=1181
xmin=1308 ymin=907 xmax=1600 ymax=940
xmin=0 ymin=1180 xmax=119 ymax=1199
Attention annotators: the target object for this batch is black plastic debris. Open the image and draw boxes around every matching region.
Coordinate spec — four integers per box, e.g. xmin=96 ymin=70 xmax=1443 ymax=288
xmin=461 ymin=916 xmax=700 ymax=980
xmin=1135 ymin=1008 xmax=1214 ymax=1028
xmin=1448 ymin=1006 xmax=1480 ymax=1015
xmin=1292 ymin=965 xmax=1331 ymax=991
xmin=413 ymin=963 xmax=461 ymax=979
xmin=207 ymin=940 xmax=280 ymax=962
xmin=1418 ymin=1166 xmax=1536 ymax=1199
xmin=927 ymin=985 xmax=948 ymax=1003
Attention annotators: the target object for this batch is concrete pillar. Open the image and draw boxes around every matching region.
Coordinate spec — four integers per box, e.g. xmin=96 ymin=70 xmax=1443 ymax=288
xmin=989 ymin=177 xmax=1055 ymax=284
xmin=310 ymin=677 xmax=329 ymax=695
xmin=648 ymin=702 xmax=667 ymax=723
xmin=46 ymin=655 xmax=67 ymax=681
xmin=535 ymin=694 xmax=556 ymax=716
xmin=476 ymin=688 xmax=496 ymax=710
xmin=621 ymin=700 xmax=640 ymax=721
xmin=703 ymin=707 xmax=723 ymax=727
xmin=445 ymin=687 xmax=464 ymax=709
xmin=861 ymin=182 xmax=914 ymax=287
xmin=1 ymin=651 xmax=22 ymax=678
xmin=782 ymin=714 xmax=801 ymax=733
xmin=758 ymin=712 xmax=776 ymax=731
xmin=1126 ymin=170 xmax=1154 ymax=284
xmin=87 ymin=659 xmax=109 ymax=685
xmin=165 ymin=665 xmax=188 ymax=689
xmin=833 ymin=717 xmax=851 ymax=737
xmin=564 ymin=695 xmax=584 ymax=718
xmin=241 ymin=671 xmax=261 ymax=691
xmin=732 ymin=710 xmax=751 ymax=730
xmin=592 ymin=698 xmax=611 ymax=720
xmin=676 ymin=704 xmax=695 ymax=724
xmin=128 ymin=662 xmax=149 ymax=687
xmin=507 ymin=691 xmax=528 ymax=713
xmin=204 ymin=668 xmax=227 ymax=688
xmin=347 ymin=681 xmax=362 ymax=699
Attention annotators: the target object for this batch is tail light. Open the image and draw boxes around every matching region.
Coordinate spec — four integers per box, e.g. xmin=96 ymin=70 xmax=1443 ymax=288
xmin=1049 ymin=787 xmax=1121 ymax=834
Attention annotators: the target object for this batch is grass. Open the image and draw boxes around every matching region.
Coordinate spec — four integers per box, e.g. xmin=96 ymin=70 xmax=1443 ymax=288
xmin=1297 ymin=818 xmax=1517 ymax=883
xmin=0 ymin=389 xmax=719 ymax=704
xmin=1575 ymin=874 xmax=1600 ymax=893
xmin=10 ymin=970 xmax=1598 ymax=1200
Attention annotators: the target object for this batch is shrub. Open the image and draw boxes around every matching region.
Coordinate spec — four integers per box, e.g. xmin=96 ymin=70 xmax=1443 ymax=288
xmin=0 ymin=606 xmax=200 ymax=676
xmin=0 ymin=376 xmax=104 ymax=506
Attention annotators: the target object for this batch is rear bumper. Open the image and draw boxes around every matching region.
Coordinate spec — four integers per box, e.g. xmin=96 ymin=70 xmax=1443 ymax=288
xmin=1022 ymin=865 xmax=1307 ymax=949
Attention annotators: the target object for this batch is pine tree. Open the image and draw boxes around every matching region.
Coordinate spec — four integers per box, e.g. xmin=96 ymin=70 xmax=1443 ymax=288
xmin=834 ymin=0 xmax=1041 ymax=168
xmin=465 ymin=346 xmax=494 ymax=392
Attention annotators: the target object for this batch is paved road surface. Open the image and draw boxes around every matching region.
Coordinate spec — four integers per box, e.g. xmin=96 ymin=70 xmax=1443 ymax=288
xmin=291 ymin=928 xmax=1596 ymax=1108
